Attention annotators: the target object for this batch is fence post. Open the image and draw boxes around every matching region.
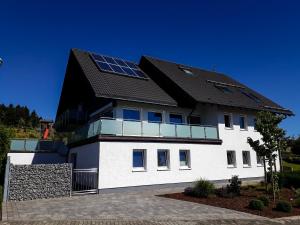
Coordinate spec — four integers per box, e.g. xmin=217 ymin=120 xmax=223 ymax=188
xmin=3 ymin=156 xmax=11 ymax=202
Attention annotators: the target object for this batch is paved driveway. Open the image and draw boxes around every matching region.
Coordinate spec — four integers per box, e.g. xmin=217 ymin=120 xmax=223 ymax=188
xmin=2 ymin=189 xmax=299 ymax=224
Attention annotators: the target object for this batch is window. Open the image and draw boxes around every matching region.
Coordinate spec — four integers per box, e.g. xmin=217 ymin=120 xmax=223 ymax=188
xmin=215 ymin=85 xmax=233 ymax=94
xmin=148 ymin=112 xmax=162 ymax=123
xmin=170 ymin=114 xmax=183 ymax=124
xmin=132 ymin=149 xmax=146 ymax=170
xmin=123 ymin=109 xmax=140 ymax=121
xmin=188 ymin=116 xmax=201 ymax=125
xmin=240 ymin=115 xmax=247 ymax=130
xmin=179 ymin=150 xmax=190 ymax=168
xmin=241 ymin=91 xmax=261 ymax=103
xmin=242 ymin=151 xmax=251 ymax=167
xmin=227 ymin=151 xmax=236 ymax=167
xmin=254 ymin=118 xmax=258 ymax=131
xmin=180 ymin=67 xmax=194 ymax=76
xmin=224 ymin=114 xmax=232 ymax=128
xmin=157 ymin=150 xmax=169 ymax=169
xmin=257 ymin=153 xmax=263 ymax=166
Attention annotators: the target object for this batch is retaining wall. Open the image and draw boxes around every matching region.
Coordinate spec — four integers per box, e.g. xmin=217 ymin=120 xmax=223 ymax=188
xmin=8 ymin=163 xmax=72 ymax=201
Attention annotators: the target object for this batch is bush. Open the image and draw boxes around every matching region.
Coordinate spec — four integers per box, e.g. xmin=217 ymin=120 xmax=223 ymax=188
xmin=257 ymin=196 xmax=269 ymax=207
xmin=249 ymin=199 xmax=264 ymax=211
xmin=295 ymin=188 xmax=300 ymax=198
xmin=227 ymin=175 xmax=242 ymax=195
xmin=294 ymin=198 xmax=300 ymax=208
xmin=193 ymin=179 xmax=215 ymax=198
xmin=276 ymin=201 xmax=292 ymax=213
xmin=183 ymin=187 xmax=194 ymax=196
xmin=278 ymin=172 xmax=300 ymax=188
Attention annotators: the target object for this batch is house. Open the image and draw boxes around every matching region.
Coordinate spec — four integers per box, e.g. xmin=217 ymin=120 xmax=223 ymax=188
xmin=55 ymin=48 xmax=293 ymax=192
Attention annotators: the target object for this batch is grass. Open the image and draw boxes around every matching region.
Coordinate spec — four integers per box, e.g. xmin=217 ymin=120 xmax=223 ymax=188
xmin=283 ymin=160 xmax=300 ymax=171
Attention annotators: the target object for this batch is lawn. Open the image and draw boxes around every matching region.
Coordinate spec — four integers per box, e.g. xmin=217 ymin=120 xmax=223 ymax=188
xmin=283 ymin=161 xmax=300 ymax=171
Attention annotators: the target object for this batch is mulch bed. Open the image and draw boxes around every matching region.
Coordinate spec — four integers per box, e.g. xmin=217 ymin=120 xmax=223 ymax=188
xmin=160 ymin=188 xmax=300 ymax=218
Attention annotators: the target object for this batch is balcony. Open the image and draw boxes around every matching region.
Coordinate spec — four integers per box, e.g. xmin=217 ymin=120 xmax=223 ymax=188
xmin=71 ymin=118 xmax=220 ymax=143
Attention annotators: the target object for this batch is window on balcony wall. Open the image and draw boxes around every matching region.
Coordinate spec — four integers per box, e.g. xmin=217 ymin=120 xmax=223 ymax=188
xmin=240 ymin=115 xmax=247 ymax=130
xmin=148 ymin=112 xmax=162 ymax=123
xmin=123 ymin=109 xmax=140 ymax=121
xmin=179 ymin=150 xmax=190 ymax=168
xmin=227 ymin=151 xmax=236 ymax=167
xmin=169 ymin=114 xmax=183 ymax=124
xmin=188 ymin=116 xmax=201 ymax=125
xmin=132 ymin=149 xmax=146 ymax=170
xmin=157 ymin=149 xmax=169 ymax=169
xmin=242 ymin=151 xmax=251 ymax=167
xmin=224 ymin=114 xmax=233 ymax=128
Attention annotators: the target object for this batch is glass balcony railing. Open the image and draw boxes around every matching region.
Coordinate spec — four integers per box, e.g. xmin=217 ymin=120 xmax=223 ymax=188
xmin=71 ymin=118 xmax=219 ymax=143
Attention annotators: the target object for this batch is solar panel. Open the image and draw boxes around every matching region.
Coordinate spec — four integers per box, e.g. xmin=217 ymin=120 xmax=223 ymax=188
xmin=90 ymin=53 xmax=148 ymax=79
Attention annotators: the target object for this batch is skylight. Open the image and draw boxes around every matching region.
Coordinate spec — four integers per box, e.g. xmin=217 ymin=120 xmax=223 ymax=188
xmin=215 ymin=85 xmax=233 ymax=94
xmin=241 ymin=90 xmax=261 ymax=103
xmin=179 ymin=66 xmax=194 ymax=76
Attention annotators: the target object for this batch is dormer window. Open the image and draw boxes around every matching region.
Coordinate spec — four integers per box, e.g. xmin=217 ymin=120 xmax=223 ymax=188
xmin=215 ymin=85 xmax=233 ymax=94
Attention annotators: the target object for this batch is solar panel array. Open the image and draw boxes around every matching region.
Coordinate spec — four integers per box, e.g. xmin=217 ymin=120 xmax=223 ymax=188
xmin=90 ymin=53 xmax=148 ymax=79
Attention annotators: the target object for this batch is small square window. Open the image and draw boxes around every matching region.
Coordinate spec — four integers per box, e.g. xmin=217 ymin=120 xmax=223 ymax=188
xmin=133 ymin=149 xmax=146 ymax=170
xmin=240 ymin=115 xmax=247 ymax=130
xmin=148 ymin=112 xmax=162 ymax=123
xmin=227 ymin=151 xmax=236 ymax=167
xmin=224 ymin=114 xmax=232 ymax=128
xmin=157 ymin=150 xmax=169 ymax=169
xmin=179 ymin=150 xmax=190 ymax=168
xmin=242 ymin=151 xmax=251 ymax=167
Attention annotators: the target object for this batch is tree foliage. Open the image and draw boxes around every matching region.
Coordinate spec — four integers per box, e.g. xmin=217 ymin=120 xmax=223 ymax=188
xmin=290 ymin=137 xmax=300 ymax=155
xmin=247 ymin=111 xmax=287 ymax=202
xmin=0 ymin=104 xmax=41 ymax=128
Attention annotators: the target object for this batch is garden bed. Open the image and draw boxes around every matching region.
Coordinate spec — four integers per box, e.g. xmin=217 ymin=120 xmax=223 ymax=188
xmin=160 ymin=188 xmax=300 ymax=218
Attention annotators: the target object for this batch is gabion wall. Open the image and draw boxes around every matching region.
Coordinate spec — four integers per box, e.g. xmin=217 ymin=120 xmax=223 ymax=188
xmin=8 ymin=163 xmax=72 ymax=201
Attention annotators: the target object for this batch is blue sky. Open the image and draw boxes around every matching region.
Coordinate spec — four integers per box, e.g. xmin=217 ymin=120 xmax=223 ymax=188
xmin=0 ymin=0 xmax=299 ymax=136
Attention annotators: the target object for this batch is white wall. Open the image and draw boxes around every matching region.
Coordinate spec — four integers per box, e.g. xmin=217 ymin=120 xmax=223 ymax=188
xmin=68 ymin=142 xmax=100 ymax=169
xmin=8 ymin=152 xmax=66 ymax=165
xmin=97 ymin=141 xmax=265 ymax=189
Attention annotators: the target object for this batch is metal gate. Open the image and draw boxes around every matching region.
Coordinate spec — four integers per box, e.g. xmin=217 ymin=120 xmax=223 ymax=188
xmin=72 ymin=168 xmax=98 ymax=195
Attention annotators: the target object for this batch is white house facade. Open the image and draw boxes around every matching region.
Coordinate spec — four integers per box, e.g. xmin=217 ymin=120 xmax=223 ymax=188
xmin=53 ymin=49 xmax=292 ymax=192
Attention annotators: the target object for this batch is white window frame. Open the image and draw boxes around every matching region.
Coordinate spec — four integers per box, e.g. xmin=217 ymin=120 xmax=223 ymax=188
xmin=239 ymin=115 xmax=248 ymax=130
xmin=122 ymin=107 xmax=141 ymax=121
xmin=179 ymin=150 xmax=191 ymax=170
xmin=132 ymin=149 xmax=147 ymax=172
xmin=157 ymin=149 xmax=170 ymax=171
xmin=224 ymin=113 xmax=233 ymax=129
xmin=147 ymin=111 xmax=163 ymax=123
xmin=242 ymin=151 xmax=251 ymax=168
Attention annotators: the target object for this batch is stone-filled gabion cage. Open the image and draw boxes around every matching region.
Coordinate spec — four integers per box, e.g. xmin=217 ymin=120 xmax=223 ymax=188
xmin=8 ymin=163 xmax=72 ymax=201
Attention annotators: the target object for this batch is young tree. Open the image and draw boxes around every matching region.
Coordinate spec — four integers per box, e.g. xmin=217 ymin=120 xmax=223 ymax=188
xmin=247 ymin=111 xmax=286 ymax=202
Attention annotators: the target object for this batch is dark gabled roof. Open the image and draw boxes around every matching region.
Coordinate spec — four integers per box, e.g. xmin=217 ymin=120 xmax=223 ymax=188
xmin=71 ymin=49 xmax=177 ymax=107
xmin=140 ymin=56 xmax=293 ymax=115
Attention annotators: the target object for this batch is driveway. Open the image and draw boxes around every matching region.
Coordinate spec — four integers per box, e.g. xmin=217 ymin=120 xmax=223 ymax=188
xmin=2 ymin=188 xmax=299 ymax=224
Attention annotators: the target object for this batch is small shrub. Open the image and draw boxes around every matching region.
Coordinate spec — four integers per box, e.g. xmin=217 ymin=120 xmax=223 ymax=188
xmin=249 ymin=199 xmax=264 ymax=211
xmin=257 ymin=196 xmax=269 ymax=207
xmin=295 ymin=188 xmax=300 ymax=198
xmin=184 ymin=187 xmax=194 ymax=196
xmin=276 ymin=201 xmax=292 ymax=213
xmin=193 ymin=179 xmax=215 ymax=198
xmin=294 ymin=198 xmax=300 ymax=208
xmin=227 ymin=175 xmax=242 ymax=195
